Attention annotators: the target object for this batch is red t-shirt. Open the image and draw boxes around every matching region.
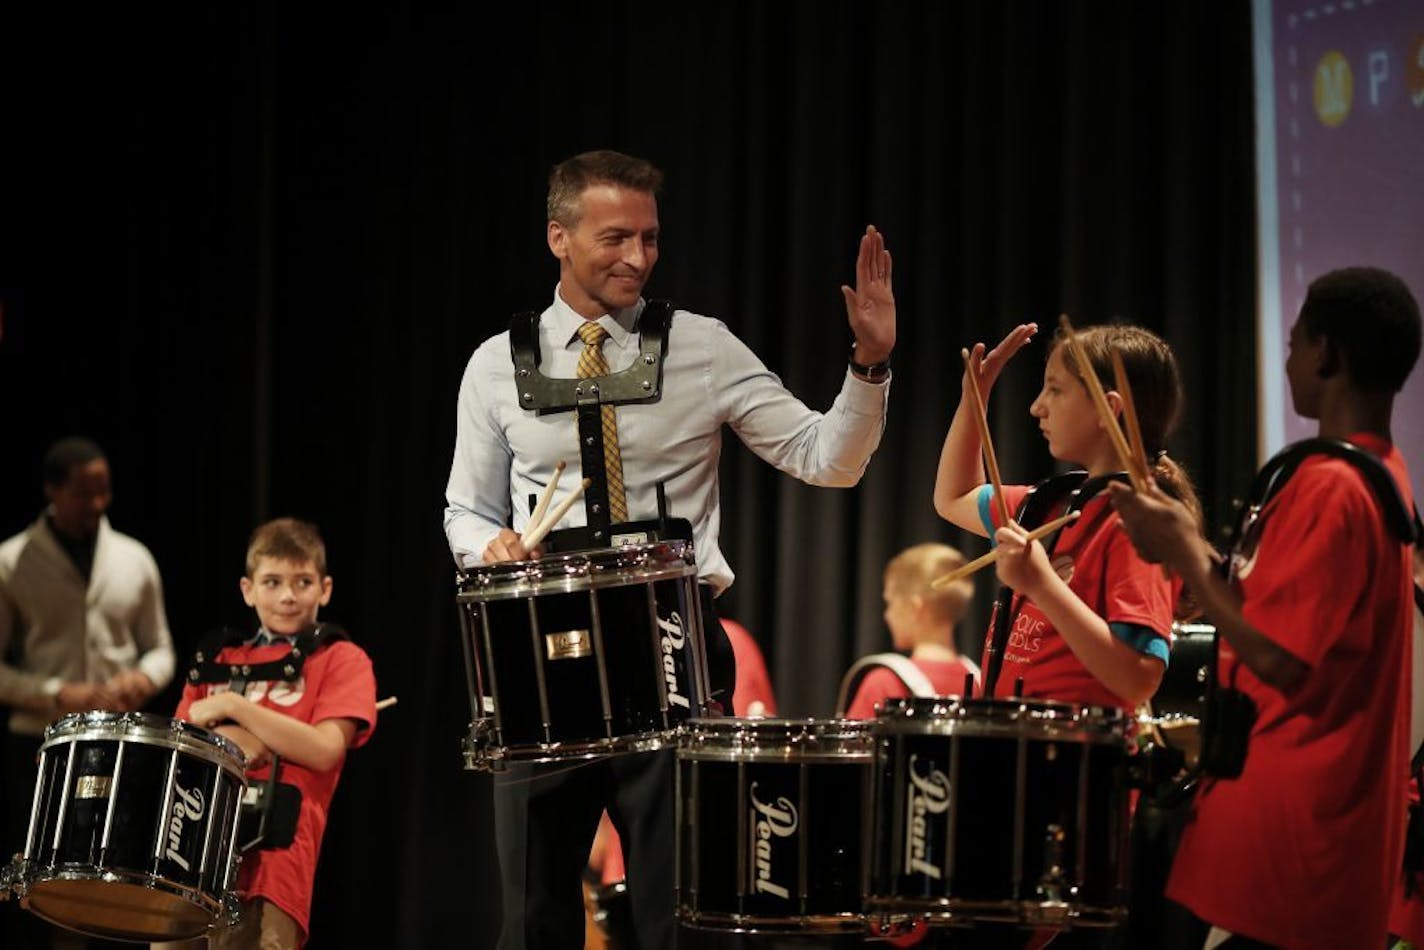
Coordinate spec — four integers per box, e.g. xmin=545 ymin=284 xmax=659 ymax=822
xmin=844 ymin=655 xmax=980 ymax=719
xmin=1167 ymin=435 xmax=1413 ymax=949
xmin=978 ymin=483 xmax=1174 ymax=710
xmin=176 ymin=637 xmax=377 ymax=942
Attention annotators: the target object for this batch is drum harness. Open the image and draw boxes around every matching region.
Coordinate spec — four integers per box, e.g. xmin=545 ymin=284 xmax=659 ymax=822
xmin=508 ymin=299 xmax=693 ymax=551
xmin=980 ymin=469 xmax=1126 ymax=700
xmin=186 ymin=623 xmax=350 ymax=852
xmin=833 ymin=653 xmax=938 ymax=716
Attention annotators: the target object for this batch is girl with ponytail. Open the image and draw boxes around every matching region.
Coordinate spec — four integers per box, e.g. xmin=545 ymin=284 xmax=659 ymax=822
xmin=933 ymin=321 xmax=1201 ymax=711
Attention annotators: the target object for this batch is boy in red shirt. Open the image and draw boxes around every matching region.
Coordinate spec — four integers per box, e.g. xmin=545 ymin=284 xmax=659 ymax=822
xmin=160 ymin=518 xmax=377 ymax=949
xmin=840 ymin=542 xmax=980 ymax=718
xmin=1112 ymin=267 xmax=1420 ymax=949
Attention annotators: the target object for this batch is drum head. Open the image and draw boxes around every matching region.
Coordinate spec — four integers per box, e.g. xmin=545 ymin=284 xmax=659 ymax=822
xmin=876 ymin=696 xmax=1126 ymax=742
xmin=678 ymin=717 xmax=873 ymax=761
xmin=457 ymin=540 xmax=696 ymax=602
xmin=23 ymin=874 xmax=215 ymax=941
xmin=43 ymin=711 xmax=244 ymax=771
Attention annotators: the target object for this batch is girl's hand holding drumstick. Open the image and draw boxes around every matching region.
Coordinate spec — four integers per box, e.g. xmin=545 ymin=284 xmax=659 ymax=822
xmin=930 ymin=511 xmax=1082 ymax=589
xmin=965 ymin=323 xmax=1039 ymax=394
xmin=959 ymin=324 xmax=1038 ymax=527
xmin=934 ymin=324 xmax=1037 ymax=533
xmin=962 ymin=347 xmax=1012 ymax=528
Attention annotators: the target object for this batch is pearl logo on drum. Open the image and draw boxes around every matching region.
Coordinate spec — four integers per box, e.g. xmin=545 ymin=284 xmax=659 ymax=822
xmin=748 ymin=781 xmax=799 ymax=899
xmin=545 ymin=628 xmax=594 ymax=660
xmin=73 ymin=775 xmax=112 ymax=800
xmin=165 ymin=783 xmax=206 ymax=872
xmin=904 ymin=753 xmax=951 ymax=879
xmin=656 ymin=611 xmax=690 ymax=709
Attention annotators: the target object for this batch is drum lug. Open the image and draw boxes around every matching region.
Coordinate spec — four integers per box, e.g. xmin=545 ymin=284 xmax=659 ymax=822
xmin=462 ymin=719 xmax=507 ymax=772
xmin=869 ymin=913 xmax=922 ymax=937
xmin=1036 ymin=823 xmax=1068 ymax=905
xmin=0 ymin=857 xmax=19 ymax=902
xmin=221 ymin=890 xmax=243 ymax=929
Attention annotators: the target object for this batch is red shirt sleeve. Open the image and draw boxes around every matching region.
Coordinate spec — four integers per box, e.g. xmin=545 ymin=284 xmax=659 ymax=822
xmin=1100 ymin=518 xmax=1175 ymax=639
xmin=983 ymin=484 xmax=1033 ymax=532
xmin=309 ymin=640 xmax=378 ymax=748
xmin=174 ymin=681 xmax=203 ymax=722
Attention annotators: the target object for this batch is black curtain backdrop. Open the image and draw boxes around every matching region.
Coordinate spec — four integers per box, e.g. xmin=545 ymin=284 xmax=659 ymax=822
xmin=0 ymin=3 xmax=1255 ymax=947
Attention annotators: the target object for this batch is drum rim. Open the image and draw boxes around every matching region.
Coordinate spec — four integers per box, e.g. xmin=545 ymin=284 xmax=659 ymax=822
xmin=675 ymin=905 xmax=870 ymax=933
xmin=879 ymin=696 xmax=1123 ymax=718
xmin=683 ymin=715 xmax=873 ymax=730
xmin=872 ymin=697 xmax=1127 ymax=743
xmin=863 ymin=894 xmax=1127 ymax=927
xmin=13 ymin=862 xmax=226 ymax=933
xmin=41 ymin=712 xmax=246 ymax=772
xmin=676 ymin=716 xmax=875 ymax=760
xmin=455 ymin=541 xmax=696 ymax=601
xmin=462 ymin=725 xmax=680 ymax=770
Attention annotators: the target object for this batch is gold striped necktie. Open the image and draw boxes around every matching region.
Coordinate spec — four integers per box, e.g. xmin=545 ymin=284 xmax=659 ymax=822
xmin=575 ymin=321 xmax=628 ymax=523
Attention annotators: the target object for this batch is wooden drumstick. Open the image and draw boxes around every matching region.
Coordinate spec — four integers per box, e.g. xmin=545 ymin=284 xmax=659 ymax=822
xmin=962 ymin=347 xmax=1011 ymax=528
xmin=520 ymin=461 xmax=567 ymax=547
xmin=1111 ymin=349 xmax=1173 ymax=581
xmin=1057 ymin=315 xmax=1146 ymax=492
xmin=1109 ymin=350 xmax=1151 ymax=489
xmin=375 ymin=696 xmax=398 ymax=711
xmin=522 ymin=478 xmax=592 ymax=549
xmin=929 ymin=511 xmax=1081 ymax=589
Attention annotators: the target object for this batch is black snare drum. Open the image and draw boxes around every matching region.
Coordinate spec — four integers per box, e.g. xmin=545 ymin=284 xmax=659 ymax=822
xmin=675 ymin=718 xmax=873 ymax=933
xmin=455 ymin=541 xmax=713 ymax=769
xmin=869 ymin=698 xmax=1129 ymax=930
xmin=1140 ymin=622 xmax=1216 ymax=767
xmin=3 ymin=712 xmax=246 ymax=941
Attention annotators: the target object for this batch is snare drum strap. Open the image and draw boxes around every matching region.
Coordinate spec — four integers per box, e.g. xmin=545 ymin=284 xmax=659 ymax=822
xmin=507 ymin=300 xmax=672 ymax=414
xmin=983 ymin=470 xmax=1131 ymax=696
xmin=186 ymin=623 xmax=351 ymax=693
xmin=834 ymin=653 xmax=935 ymax=715
xmin=509 ymin=301 xmax=673 ymax=539
xmin=1225 ymin=437 xmax=1417 ymax=568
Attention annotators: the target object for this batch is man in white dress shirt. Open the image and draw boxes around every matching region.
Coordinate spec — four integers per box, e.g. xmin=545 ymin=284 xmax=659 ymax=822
xmin=443 ymin=149 xmax=895 ymax=948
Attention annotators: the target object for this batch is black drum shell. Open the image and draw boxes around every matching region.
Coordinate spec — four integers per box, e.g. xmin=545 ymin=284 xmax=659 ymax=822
xmin=868 ymin=697 xmax=1130 ymax=929
xmin=675 ymin=717 xmax=873 ymax=933
xmin=456 ymin=541 xmax=713 ymax=767
xmin=12 ymin=711 xmax=246 ymax=941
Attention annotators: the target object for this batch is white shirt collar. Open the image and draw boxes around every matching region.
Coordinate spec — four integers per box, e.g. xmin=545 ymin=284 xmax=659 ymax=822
xmin=549 ymin=286 xmax=642 ymax=352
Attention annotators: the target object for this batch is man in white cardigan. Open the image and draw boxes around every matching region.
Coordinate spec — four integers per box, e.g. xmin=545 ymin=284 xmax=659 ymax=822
xmin=0 ymin=436 xmax=175 ymax=947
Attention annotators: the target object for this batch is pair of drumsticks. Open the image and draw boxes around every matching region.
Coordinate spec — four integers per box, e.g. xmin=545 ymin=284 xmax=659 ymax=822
xmin=521 ymin=461 xmax=593 ymax=549
xmin=931 ymin=314 xmax=1152 ymax=590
